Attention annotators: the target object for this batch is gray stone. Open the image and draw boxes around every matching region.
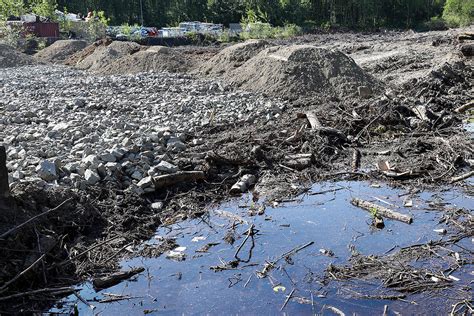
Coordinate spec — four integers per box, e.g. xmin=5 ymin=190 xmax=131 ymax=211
xmin=82 ymin=155 xmax=100 ymax=169
xmin=84 ymin=169 xmax=100 ymax=185
xmin=151 ymin=202 xmax=164 ymax=210
xmin=36 ymin=160 xmax=58 ymax=182
xmin=131 ymin=170 xmax=143 ymax=181
xmin=156 ymin=161 xmax=178 ymax=173
xmin=137 ymin=176 xmax=154 ymax=189
xmin=100 ymin=153 xmax=116 ymax=162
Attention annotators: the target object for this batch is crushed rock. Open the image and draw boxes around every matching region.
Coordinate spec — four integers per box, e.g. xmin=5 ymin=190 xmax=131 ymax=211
xmin=226 ymin=45 xmax=377 ymax=100
xmin=0 ymin=43 xmax=35 ymax=68
xmin=34 ymin=40 xmax=88 ymax=63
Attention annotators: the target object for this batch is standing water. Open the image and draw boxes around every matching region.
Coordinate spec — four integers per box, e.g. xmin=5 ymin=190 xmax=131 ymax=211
xmin=50 ymin=181 xmax=473 ymax=315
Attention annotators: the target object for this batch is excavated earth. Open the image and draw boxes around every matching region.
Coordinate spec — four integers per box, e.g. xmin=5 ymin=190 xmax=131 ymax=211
xmin=0 ymin=27 xmax=473 ymax=313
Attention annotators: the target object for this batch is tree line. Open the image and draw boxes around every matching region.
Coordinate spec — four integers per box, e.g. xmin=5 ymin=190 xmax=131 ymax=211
xmin=2 ymin=0 xmax=473 ymax=29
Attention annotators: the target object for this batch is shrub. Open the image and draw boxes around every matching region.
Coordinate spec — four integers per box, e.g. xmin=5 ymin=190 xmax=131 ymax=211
xmin=442 ymin=0 xmax=474 ymax=27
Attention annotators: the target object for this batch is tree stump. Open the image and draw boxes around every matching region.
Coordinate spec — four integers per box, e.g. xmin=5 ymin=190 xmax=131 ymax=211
xmin=0 ymin=146 xmax=10 ymax=199
xmin=0 ymin=146 xmax=15 ymax=213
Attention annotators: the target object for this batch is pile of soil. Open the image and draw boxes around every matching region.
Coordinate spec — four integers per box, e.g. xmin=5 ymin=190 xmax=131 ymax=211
xmin=226 ymin=45 xmax=377 ymax=100
xmin=98 ymin=46 xmax=193 ymax=75
xmin=199 ymin=39 xmax=270 ymax=75
xmin=75 ymin=40 xmax=143 ymax=71
xmin=64 ymin=38 xmax=112 ymax=66
xmin=0 ymin=43 xmax=35 ymax=68
xmin=34 ymin=40 xmax=88 ymax=63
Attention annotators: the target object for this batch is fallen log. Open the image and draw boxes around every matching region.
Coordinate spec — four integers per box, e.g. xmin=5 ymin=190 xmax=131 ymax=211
xmin=153 ymin=171 xmax=206 ymax=190
xmin=230 ymin=174 xmax=256 ymax=194
xmin=283 ymin=154 xmax=313 ymax=170
xmin=450 ymin=170 xmax=474 ymax=184
xmin=302 ymin=112 xmax=348 ymax=142
xmin=351 ymin=198 xmax=413 ymax=224
xmin=458 ymin=32 xmax=474 ymax=41
xmin=454 ymin=100 xmax=474 ymax=114
xmin=93 ymin=267 xmax=145 ymax=290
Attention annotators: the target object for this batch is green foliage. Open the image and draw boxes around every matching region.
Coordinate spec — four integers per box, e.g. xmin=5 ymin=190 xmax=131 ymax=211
xmin=0 ymin=20 xmax=21 ymax=47
xmin=443 ymin=0 xmax=474 ymax=27
xmin=0 ymin=0 xmax=25 ymax=21
xmin=418 ymin=16 xmax=448 ymax=31
xmin=30 ymin=0 xmax=58 ymax=20
xmin=54 ymin=0 xmax=454 ymax=31
xmin=87 ymin=10 xmax=109 ymax=41
xmin=58 ymin=6 xmax=73 ymax=33
xmin=369 ymin=207 xmax=378 ymax=218
xmin=240 ymin=22 xmax=302 ymax=40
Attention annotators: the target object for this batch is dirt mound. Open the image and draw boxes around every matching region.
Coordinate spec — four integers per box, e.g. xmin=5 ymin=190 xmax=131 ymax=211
xmin=227 ymin=45 xmax=377 ymax=99
xmin=35 ymin=40 xmax=87 ymax=63
xmin=199 ymin=40 xmax=270 ymax=75
xmin=75 ymin=40 xmax=143 ymax=71
xmin=64 ymin=38 xmax=111 ymax=66
xmin=98 ymin=46 xmax=193 ymax=75
xmin=0 ymin=43 xmax=35 ymax=68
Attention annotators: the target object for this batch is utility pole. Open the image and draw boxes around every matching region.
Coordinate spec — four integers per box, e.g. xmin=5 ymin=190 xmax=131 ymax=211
xmin=140 ymin=0 xmax=144 ymax=26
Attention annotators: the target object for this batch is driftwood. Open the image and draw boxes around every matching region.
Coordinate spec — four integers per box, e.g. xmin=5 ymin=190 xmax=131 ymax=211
xmin=450 ymin=170 xmax=474 ymax=183
xmin=302 ymin=112 xmax=348 ymax=142
xmin=458 ymin=32 xmax=474 ymax=41
xmin=93 ymin=267 xmax=145 ymax=290
xmin=283 ymin=154 xmax=313 ymax=170
xmin=351 ymin=198 xmax=413 ymax=224
xmin=230 ymin=174 xmax=256 ymax=194
xmin=352 ymin=149 xmax=361 ymax=171
xmin=454 ymin=100 xmax=474 ymax=113
xmin=153 ymin=171 xmax=205 ymax=190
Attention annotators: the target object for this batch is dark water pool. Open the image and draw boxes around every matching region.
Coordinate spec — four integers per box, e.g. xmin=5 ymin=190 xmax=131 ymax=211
xmin=50 ymin=181 xmax=473 ymax=315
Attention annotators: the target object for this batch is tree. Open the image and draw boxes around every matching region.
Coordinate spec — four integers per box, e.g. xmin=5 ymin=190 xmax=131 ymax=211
xmin=30 ymin=0 xmax=58 ymax=19
xmin=443 ymin=0 xmax=474 ymax=26
xmin=0 ymin=0 xmax=25 ymax=20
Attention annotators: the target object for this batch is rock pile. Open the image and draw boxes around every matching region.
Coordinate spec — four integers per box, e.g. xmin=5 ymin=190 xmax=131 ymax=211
xmin=34 ymin=40 xmax=88 ymax=63
xmin=0 ymin=43 xmax=35 ymax=68
xmin=0 ymin=65 xmax=286 ymax=195
xmin=226 ymin=45 xmax=377 ymax=99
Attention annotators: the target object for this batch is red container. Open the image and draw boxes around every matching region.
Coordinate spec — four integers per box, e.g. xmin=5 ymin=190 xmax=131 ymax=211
xmin=24 ymin=22 xmax=59 ymax=38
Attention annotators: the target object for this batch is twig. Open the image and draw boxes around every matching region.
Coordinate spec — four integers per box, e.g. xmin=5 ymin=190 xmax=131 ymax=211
xmin=73 ymin=290 xmax=95 ymax=310
xmin=57 ymin=235 xmax=122 ymax=268
xmin=450 ymin=170 xmax=474 ymax=183
xmin=0 ymin=287 xmax=75 ymax=301
xmin=280 ymin=288 xmax=296 ymax=311
xmin=234 ymin=224 xmax=255 ymax=263
xmin=0 ymin=254 xmax=46 ymax=293
xmin=0 ymin=198 xmax=74 ymax=239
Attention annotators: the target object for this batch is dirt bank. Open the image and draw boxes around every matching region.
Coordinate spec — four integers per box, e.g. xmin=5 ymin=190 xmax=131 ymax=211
xmin=0 ymin=43 xmax=36 ymax=68
xmin=34 ymin=40 xmax=88 ymax=63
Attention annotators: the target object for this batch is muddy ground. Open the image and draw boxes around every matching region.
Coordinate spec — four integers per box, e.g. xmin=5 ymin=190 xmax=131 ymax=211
xmin=0 ymin=27 xmax=473 ymax=314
